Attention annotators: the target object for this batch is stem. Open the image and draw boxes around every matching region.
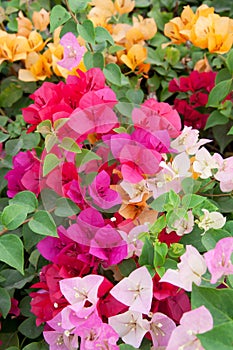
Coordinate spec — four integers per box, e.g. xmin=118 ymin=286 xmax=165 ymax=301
xmin=65 ymin=0 xmax=79 ymax=24
xmin=198 ymin=192 xmax=232 ymax=197
xmin=197 ymin=179 xmax=215 ymax=192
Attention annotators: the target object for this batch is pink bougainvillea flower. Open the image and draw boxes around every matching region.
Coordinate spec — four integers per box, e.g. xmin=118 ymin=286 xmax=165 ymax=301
xmin=149 ymin=312 xmax=176 ymax=348
xmin=5 ymin=150 xmax=40 ymax=197
xmin=88 ymin=170 xmax=122 ymax=209
xmin=57 ymin=32 xmax=85 ymax=70
xmin=59 ymin=275 xmax=104 ymax=317
xmin=204 ymin=237 xmax=233 ymax=284
xmin=160 ymin=245 xmax=207 ymax=291
xmin=43 ymin=330 xmax=79 ymax=350
xmin=214 ymin=155 xmax=233 ymax=192
xmin=109 ymin=310 xmax=150 ymax=348
xmin=110 ymin=266 xmax=153 ymax=313
xmin=118 ymin=224 xmax=147 ymax=258
xmin=166 ymin=306 xmax=213 ymax=350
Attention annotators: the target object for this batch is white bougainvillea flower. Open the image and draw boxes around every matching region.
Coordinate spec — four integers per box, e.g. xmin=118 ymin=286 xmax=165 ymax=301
xmin=110 ymin=266 xmax=153 ymax=314
xmin=108 ymin=310 xmax=150 ymax=348
xmin=193 ymin=147 xmax=219 ymax=179
xmin=171 ymin=126 xmax=211 ymax=155
xmin=166 ymin=306 xmax=213 ymax=350
xmin=166 ymin=210 xmax=194 ymax=236
xmin=159 ymin=245 xmax=207 ymax=291
xmin=197 ymin=209 xmax=226 ymax=233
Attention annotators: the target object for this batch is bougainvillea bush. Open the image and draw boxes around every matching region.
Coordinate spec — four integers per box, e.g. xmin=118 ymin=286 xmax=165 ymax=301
xmin=0 ymin=0 xmax=233 ymax=349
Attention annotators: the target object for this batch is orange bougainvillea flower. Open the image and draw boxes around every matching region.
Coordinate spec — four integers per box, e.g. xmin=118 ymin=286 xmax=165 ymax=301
xmin=111 ymin=23 xmax=131 ymax=44
xmin=194 ymin=55 xmax=212 ymax=72
xmin=132 ymin=15 xmax=157 ymax=40
xmin=120 ymin=44 xmax=147 ymax=71
xmin=32 ymin=8 xmax=50 ymax=32
xmin=0 ymin=31 xmax=30 ymax=64
xmin=207 ymin=17 xmax=233 ymax=54
xmin=114 ymin=0 xmax=135 ymax=15
xmin=18 ymin=52 xmax=52 ymax=81
xmin=17 ymin=11 xmax=33 ymax=37
xmin=27 ymin=31 xmax=49 ymax=52
xmin=125 ymin=28 xmax=145 ymax=49
xmin=164 ymin=17 xmax=188 ymax=44
xmin=88 ymin=0 xmax=115 ymax=26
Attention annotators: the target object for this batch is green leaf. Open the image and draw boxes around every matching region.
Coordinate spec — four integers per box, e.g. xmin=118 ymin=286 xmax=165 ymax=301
xmin=18 ymin=317 xmax=43 ymax=339
xmin=1 ymin=204 xmax=27 ymax=230
xmin=104 ymin=63 xmax=122 ymax=86
xmin=75 ymin=149 xmax=101 ymax=167
xmin=126 ymin=89 xmax=144 ymax=104
xmin=0 ymin=132 xmax=9 ymax=143
xmin=108 ymin=45 xmax=125 ymax=54
xmin=21 ymin=131 xmax=40 ymax=150
xmin=54 ymin=197 xmax=80 ymax=217
xmin=182 ymin=194 xmax=206 ymax=209
xmin=139 ymin=237 xmax=154 ymax=267
xmin=36 ymin=120 xmax=52 ymax=134
xmin=150 ymin=215 xmax=166 ymax=236
xmin=0 ymin=235 xmax=24 ymax=274
xmin=207 ymin=79 xmax=232 ymax=107
xmin=150 ymin=193 xmax=169 ymax=211
xmin=181 ymin=178 xmax=201 ymax=194
xmin=192 ymin=285 xmax=233 ymax=325
xmin=59 ymin=137 xmax=81 ymax=153
xmin=95 ymin=26 xmax=114 ymax=45
xmin=29 ymin=210 xmax=57 ymax=237
xmin=77 ymin=20 xmax=95 ymax=44
xmin=0 ymin=269 xmax=34 ymax=290
xmin=205 ymin=110 xmax=229 ymax=129
xmin=118 ymin=258 xmax=137 ymax=277
xmin=43 ymin=154 xmax=61 ymax=176
xmin=0 ymin=333 xmax=19 ymax=350
xmin=198 ymin=321 xmax=233 ymax=350
xmin=201 ymin=228 xmax=231 ymax=250
xmin=226 ymin=49 xmax=233 ymax=74
xmin=68 ymin=0 xmax=88 ymax=12
xmin=213 ymin=123 xmax=233 ymax=153
xmin=154 ymin=241 xmax=168 ymax=267
xmin=84 ymin=52 xmax=104 ymax=69
xmin=50 ymin=5 xmax=71 ymax=32
xmin=5 ymin=138 xmax=23 ymax=156
xmin=9 ymin=191 xmax=38 ymax=214
xmin=0 ymin=287 xmax=11 ymax=318
xmin=0 ymin=83 xmax=23 ymax=107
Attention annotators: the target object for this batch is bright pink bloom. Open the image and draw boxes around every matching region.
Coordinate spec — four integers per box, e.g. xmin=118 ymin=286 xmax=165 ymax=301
xmin=110 ymin=266 xmax=153 ymax=314
xmin=166 ymin=306 xmax=213 ymax=350
xmin=204 ymin=237 xmax=233 ymax=284
xmin=5 ymin=150 xmax=40 ymax=197
xmin=57 ymin=32 xmax=85 ymax=70
xmin=88 ymin=170 xmax=122 ymax=209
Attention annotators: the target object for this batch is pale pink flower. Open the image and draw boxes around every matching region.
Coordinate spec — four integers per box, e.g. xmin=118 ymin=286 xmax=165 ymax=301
xmin=57 ymin=32 xmax=85 ymax=70
xmin=193 ymin=147 xmax=218 ymax=179
xmin=204 ymin=237 xmax=233 ymax=284
xmin=197 ymin=209 xmax=226 ymax=233
xmin=108 ymin=310 xmax=150 ymax=348
xmin=166 ymin=210 xmax=194 ymax=236
xmin=159 ymin=245 xmax=207 ymax=291
xmin=149 ymin=312 xmax=176 ymax=348
xmin=119 ymin=224 xmax=147 ymax=258
xmin=110 ymin=266 xmax=153 ymax=313
xmin=120 ymin=179 xmax=149 ymax=203
xmin=59 ymin=275 xmax=104 ymax=317
xmin=171 ymin=126 xmax=211 ymax=155
xmin=214 ymin=156 xmax=233 ymax=192
xmin=166 ymin=306 xmax=213 ymax=350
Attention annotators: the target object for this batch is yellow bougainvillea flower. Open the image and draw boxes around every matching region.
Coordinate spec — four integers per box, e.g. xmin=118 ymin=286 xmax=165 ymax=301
xmin=27 ymin=30 xmax=49 ymax=52
xmin=164 ymin=17 xmax=188 ymax=44
xmin=32 ymin=8 xmax=50 ymax=32
xmin=125 ymin=28 xmax=145 ymax=49
xmin=194 ymin=55 xmax=212 ymax=72
xmin=132 ymin=16 xmax=157 ymax=40
xmin=0 ymin=31 xmax=30 ymax=64
xmin=114 ymin=0 xmax=135 ymax=15
xmin=17 ymin=11 xmax=33 ymax=37
xmin=207 ymin=17 xmax=233 ymax=54
xmin=120 ymin=44 xmax=147 ymax=71
xmin=195 ymin=4 xmax=215 ymax=18
xmin=18 ymin=52 xmax=52 ymax=81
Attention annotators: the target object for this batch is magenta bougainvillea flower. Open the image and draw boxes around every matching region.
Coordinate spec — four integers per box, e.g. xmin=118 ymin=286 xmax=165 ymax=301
xmin=166 ymin=306 xmax=213 ymax=350
xmin=57 ymin=32 xmax=85 ymax=70
xmin=204 ymin=237 xmax=233 ymax=284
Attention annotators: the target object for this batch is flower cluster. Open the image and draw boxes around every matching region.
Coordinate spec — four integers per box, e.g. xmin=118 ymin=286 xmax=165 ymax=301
xmin=88 ymin=0 xmax=157 ymax=73
xmin=169 ymin=70 xmax=216 ymax=129
xmin=164 ymin=4 xmax=233 ymax=53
